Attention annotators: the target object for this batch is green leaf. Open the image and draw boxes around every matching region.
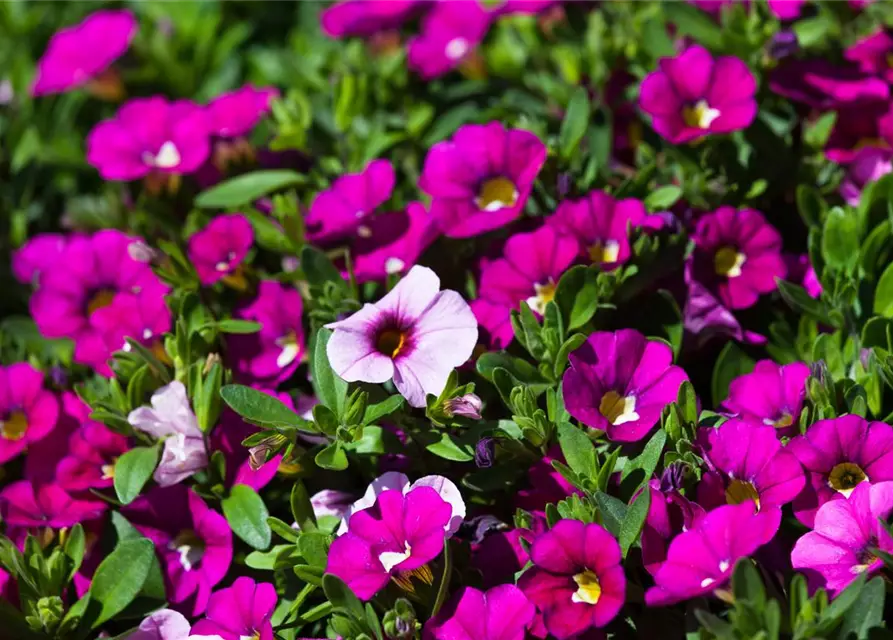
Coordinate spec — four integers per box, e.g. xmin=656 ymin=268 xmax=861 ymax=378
xmin=620 ymin=428 xmax=666 ymax=488
xmin=113 ymin=446 xmax=159 ymax=505
xmin=558 ymin=87 xmax=590 ymax=160
xmin=731 ymin=559 xmax=766 ymax=608
xmin=301 ymin=245 xmax=345 ymax=288
xmin=222 ymin=485 xmax=272 ymax=550
xmin=312 ymin=329 xmax=349 ymax=419
xmin=220 ymin=384 xmax=308 ymax=430
xmin=212 ymin=319 xmax=263 ymax=334
xmin=594 ymin=491 xmax=628 ymax=537
xmin=776 ymin=279 xmax=830 ymax=324
xmin=822 ymin=207 xmax=860 ymax=272
xmin=323 ymin=573 xmax=365 ymax=620
xmin=554 ymin=266 xmax=599 ymax=331
xmin=796 ymin=184 xmax=827 ymax=228
xmin=557 ymin=422 xmax=596 ymax=479
xmin=298 ymin=531 xmax=331 ymax=568
xmin=838 ymin=576 xmax=885 ymax=639
xmin=291 ymin=480 xmax=318 ymax=532
xmin=662 ymin=2 xmax=724 ymax=49
xmin=88 ymin=539 xmax=154 ymax=628
xmin=424 ymin=432 xmax=475 ymax=462
xmin=644 ymin=185 xmax=682 ymax=211
xmin=619 ymin=490 xmax=650 ymax=557
xmin=711 ymin=342 xmax=755 ymax=407
xmin=874 ymin=262 xmax=893 ymax=317
xmin=195 ymin=170 xmax=303 ymax=208
xmin=362 ymin=395 xmax=405 ymax=425
xmin=316 ymin=442 xmax=349 ymax=471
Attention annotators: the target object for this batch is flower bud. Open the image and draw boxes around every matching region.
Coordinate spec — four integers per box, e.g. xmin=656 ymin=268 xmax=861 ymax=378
xmin=445 ymin=393 xmax=483 ymax=420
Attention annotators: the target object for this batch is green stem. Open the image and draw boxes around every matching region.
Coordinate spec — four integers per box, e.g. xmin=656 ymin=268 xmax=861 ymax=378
xmin=431 ymin=540 xmax=452 ymax=617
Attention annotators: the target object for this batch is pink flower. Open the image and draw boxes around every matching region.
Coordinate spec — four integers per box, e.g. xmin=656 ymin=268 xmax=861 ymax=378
xmin=641 ymin=481 xmax=706 ymax=576
xmin=32 ymin=10 xmax=137 ymax=96
xmin=845 ymin=30 xmax=893 ymax=84
xmin=639 ymin=45 xmax=757 ymax=144
xmin=206 ymin=85 xmax=278 ymax=138
xmin=321 ymin=0 xmax=422 ymax=38
xmin=0 ymin=481 xmax=105 ymax=528
xmin=841 ymin=148 xmax=893 ymax=207
xmin=419 ymin=122 xmax=547 ymax=238
xmin=188 ymin=214 xmax=254 ymax=285
xmin=722 ymin=360 xmax=810 ymax=436
xmin=769 ymin=59 xmax=889 ymax=110
xmin=191 ymin=577 xmax=277 ymax=640
xmin=0 ymin=363 xmax=59 ymax=464
xmin=126 ymin=609 xmax=206 ymax=640
xmin=56 ymin=419 xmax=129 ymax=492
xmin=424 ymin=585 xmax=536 ymax=640
xmin=408 ymin=1 xmax=492 ymax=80
xmin=12 ymin=233 xmax=71 ymax=285
xmin=824 ymin=102 xmax=892 ymax=164
xmin=326 ymin=265 xmax=478 ymax=407
xmin=89 ymin=281 xmax=172 ymax=367
xmin=87 ymin=97 xmax=211 ymax=180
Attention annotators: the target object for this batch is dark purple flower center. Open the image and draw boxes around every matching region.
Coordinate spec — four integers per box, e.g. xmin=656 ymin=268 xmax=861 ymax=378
xmin=475 ymin=176 xmax=518 ymax=212
xmin=376 ymin=324 xmax=408 ymax=359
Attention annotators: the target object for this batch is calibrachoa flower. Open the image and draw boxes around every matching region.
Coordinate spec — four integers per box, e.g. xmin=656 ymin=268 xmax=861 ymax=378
xmin=188 ymin=214 xmax=254 ymax=286
xmin=696 ymin=420 xmax=806 ymax=511
xmin=205 ymin=85 xmax=278 ymax=139
xmin=408 ymin=1 xmax=492 ymax=80
xmin=191 ymin=577 xmax=277 ymax=640
xmin=824 ymin=102 xmax=892 ymax=164
xmin=769 ymin=59 xmax=890 ymax=110
xmin=128 ymin=381 xmax=208 ymax=487
xmin=228 ymin=280 xmax=306 ymax=384
xmin=638 ymin=45 xmax=757 ymax=144
xmin=841 ymin=148 xmax=893 ymax=206
xmin=0 ymin=363 xmax=59 ymax=464
xmin=326 ymin=265 xmax=478 ymax=408
xmin=24 ymin=392 xmax=87 ymax=484
xmin=689 ymin=207 xmax=786 ymax=310
xmin=127 ymin=609 xmax=210 ymax=640
xmin=722 ymin=360 xmax=810 ymax=436
xmin=563 ymin=329 xmax=689 ymax=442
xmin=12 ymin=233 xmax=71 ymax=285
xmin=424 ymin=585 xmax=536 ymax=640
xmin=472 ymin=225 xmax=578 ymax=348
xmin=32 ymin=10 xmax=137 ymax=96
xmin=791 ymin=481 xmax=893 ymax=596
xmin=788 ymin=415 xmax=893 ymax=527
xmin=517 ymin=519 xmax=626 ymax=639
xmin=124 ymin=485 xmax=233 ymax=615
xmin=56 ymin=419 xmax=129 ymax=491
xmin=641 ymin=480 xmax=706 ymax=576
xmin=0 ymin=482 xmax=105 ymax=528
xmin=645 ymin=503 xmax=781 ymax=606
xmin=321 ymin=0 xmax=422 ymax=38
xmin=419 ymin=122 xmax=547 ymax=238
xmin=327 ymin=485 xmax=454 ymax=600
xmin=845 ymin=30 xmax=893 ymax=84
xmin=87 ymin=97 xmax=210 ymax=180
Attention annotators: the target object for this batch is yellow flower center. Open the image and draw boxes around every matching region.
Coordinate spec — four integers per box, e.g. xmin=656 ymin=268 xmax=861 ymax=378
xmin=525 ymin=280 xmax=557 ymax=315
xmin=87 ymin=289 xmax=116 ymax=315
xmin=571 ymin=569 xmax=602 ymax=605
xmin=682 ymin=100 xmax=721 ymax=129
xmin=599 ymin=391 xmax=639 ymax=426
xmin=828 ymin=462 xmax=868 ymax=497
xmin=725 ymin=479 xmax=761 ymax=510
xmin=764 ymin=413 xmax=793 ymax=429
xmin=376 ymin=329 xmax=407 ymax=359
xmin=475 ymin=176 xmax=518 ymax=212
xmin=274 ymin=331 xmax=301 ymax=368
xmin=1 ymin=411 xmax=28 ymax=441
xmin=101 ymin=460 xmax=116 ymax=480
xmin=714 ymin=246 xmax=746 ymax=278
xmin=588 ymin=240 xmax=621 ymax=264
xmin=854 ymin=136 xmax=887 ymax=151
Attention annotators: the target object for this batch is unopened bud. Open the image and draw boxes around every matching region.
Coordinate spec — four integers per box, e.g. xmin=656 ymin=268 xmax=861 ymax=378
xmin=445 ymin=393 xmax=483 ymax=420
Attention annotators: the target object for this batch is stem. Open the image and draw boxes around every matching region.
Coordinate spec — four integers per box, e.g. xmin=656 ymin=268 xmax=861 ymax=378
xmin=431 ymin=540 xmax=452 ymax=617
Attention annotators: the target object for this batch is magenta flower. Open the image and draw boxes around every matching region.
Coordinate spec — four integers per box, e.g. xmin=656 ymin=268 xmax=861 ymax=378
xmin=419 ymin=122 xmax=547 ymax=238
xmin=321 ymin=0 xmax=422 ymax=38
xmin=188 ymin=214 xmax=254 ymax=286
xmin=128 ymin=381 xmax=208 ymax=487
xmin=12 ymin=233 xmax=71 ymax=285
xmin=722 ymin=360 xmax=810 ymax=436
xmin=682 ymin=277 xmax=766 ymax=346
xmin=846 ymin=30 xmax=893 ymax=84
xmin=0 ymin=481 xmax=105 ymax=528
xmin=563 ymin=329 xmax=689 ymax=442
xmin=408 ymin=1 xmax=492 ymax=80
xmin=424 ymin=585 xmax=536 ymax=640
xmin=326 ymin=265 xmax=478 ymax=407
xmin=696 ymin=420 xmax=805 ymax=511
xmin=804 ymin=263 xmax=823 ymax=298
xmin=472 ymin=225 xmax=578 ymax=348
xmin=769 ymin=59 xmax=890 ymax=110
xmin=326 ymin=486 xmax=454 ymax=600
xmin=191 ymin=577 xmax=277 ymax=640
xmin=306 ymin=159 xmax=396 ymax=244
xmin=206 ymin=85 xmax=278 ymax=138
xmin=517 ymin=520 xmax=625 ymax=639
xmin=791 ymin=482 xmax=893 ymax=597
xmin=788 ymin=415 xmax=893 ymax=527
xmin=24 ymin=391 xmax=86 ymax=484
xmin=841 ymin=148 xmax=893 ymax=206
xmin=646 ymin=502 xmax=781 ymax=606
xmin=56 ymin=420 xmax=129 ymax=492
xmin=639 ymin=45 xmax=757 ymax=144
xmin=0 ymin=363 xmax=59 ymax=464
xmin=641 ymin=481 xmax=706 ymax=577
xmin=124 ymin=485 xmax=232 ymax=615
xmin=547 ymin=191 xmax=662 ymax=268
xmin=767 ymin=0 xmax=807 ymax=18
xmin=32 ymin=10 xmax=136 ymax=96
xmin=87 ymin=97 xmax=210 ymax=180
xmin=689 ymin=207 xmax=786 ymax=311
xmin=228 ymin=280 xmax=306 ymax=385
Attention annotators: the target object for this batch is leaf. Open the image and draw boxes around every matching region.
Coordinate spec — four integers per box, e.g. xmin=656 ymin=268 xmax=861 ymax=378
xmin=662 ymin=2 xmax=724 ymax=49
xmin=312 ymin=329 xmax=349 ymax=419
xmin=796 ymin=184 xmax=827 ymax=228
xmin=425 ymin=432 xmax=475 ymax=462
xmin=222 ymin=485 xmax=272 ymax=550
xmin=113 ymin=446 xmax=159 ymax=505
xmin=558 ymin=87 xmax=590 ymax=160
xmin=644 ymin=185 xmax=682 ymax=211
xmin=476 ymin=352 xmax=550 ymax=390
xmin=212 ymin=319 xmax=263 ymax=334
xmin=554 ymin=266 xmax=599 ymax=331
xmin=301 ymin=245 xmax=344 ymax=288
xmin=323 ymin=573 xmax=365 ymax=620
xmin=220 ymin=385 xmax=308 ymax=430
xmin=838 ymin=576 xmax=885 ymax=639
xmin=620 ymin=428 xmax=666 ymax=488
xmin=62 ymin=523 xmax=86 ymax=582
xmin=776 ymin=279 xmax=830 ymax=324
xmin=822 ymin=207 xmax=860 ymax=272
xmin=362 ymin=395 xmax=405 ymax=425
xmin=594 ymin=491 xmax=628 ymax=537
xmin=557 ymin=422 xmax=596 ymax=479
xmin=874 ymin=262 xmax=893 ymax=317
xmin=88 ymin=539 xmax=154 ymax=628
xmin=195 ymin=170 xmax=303 ymax=208
xmin=731 ymin=559 xmax=766 ymax=608
xmin=711 ymin=342 xmax=755 ymax=407
xmin=298 ymin=531 xmax=331 ymax=568
xmin=315 ymin=442 xmax=349 ymax=471
xmin=619 ymin=490 xmax=650 ymax=557
xmin=291 ymin=480 xmax=318 ymax=532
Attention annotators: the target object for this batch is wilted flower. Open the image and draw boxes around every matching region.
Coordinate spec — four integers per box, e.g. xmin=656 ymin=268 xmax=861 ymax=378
xmin=407 ymin=1 xmax=492 ymax=80
xmin=0 ymin=363 xmax=59 ymax=464
xmin=424 ymin=585 xmax=535 ymax=640
xmin=0 ymin=482 xmax=105 ymax=528
xmin=205 ymin=85 xmax=278 ymax=139
xmin=326 ymin=265 xmax=478 ymax=407
xmin=722 ymin=360 xmax=810 ymax=436
xmin=321 ymin=0 xmax=422 ymax=38
xmin=188 ymin=214 xmax=254 ymax=286
xmin=191 ymin=577 xmax=277 ymax=640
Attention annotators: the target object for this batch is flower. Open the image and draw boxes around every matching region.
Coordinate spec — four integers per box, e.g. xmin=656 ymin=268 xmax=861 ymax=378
xmin=306 ymin=159 xmax=396 ymax=244
xmin=56 ymin=419 xmax=129 ymax=492
xmin=722 ymin=360 xmax=810 ymax=436
xmin=641 ymin=481 xmax=706 ymax=576
xmin=228 ymin=280 xmax=306 ymax=384
xmin=638 ymin=45 xmax=757 ymax=144
xmin=124 ymin=485 xmax=232 ymax=615
xmin=471 ymin=225 xmax=578 ymax=348
xmin=445 ymin=393 xmax=483 ymax=420
xmin=517 ymin=519 xmax=625 ymax=639
xmin=791 ymin=482 xmax=893 ymax=597
xmin=206 ymin=85 xmax=278 ymax=138
xmin=547 ymin=191 xmax=663 ymax=268
xmin=326 ymin=265 xmax=478 ymax=407
xmin=424 ymin=585 xmax=536 ymax=640
xmin=696 ymin=420 xmax=806 ymax=512
xmin=191 ymin=577 xmax=277 ymax=640
xmin=24 ymin=392 xmax=87 ymax=484
xmin=689 ymin=206 xmax=786 ymax=310
xmin=845 ymin=30 xmax=893 ymax=84
xmin=321 ymin=0 xmax=422 ymax=38
xmin=788 ymin=415 xmax=893 ymax=527
xmin=0 ymin=363 xmax=59 ymax=464
xmin=188 ymin=214 xmax=254 ymax=286
xmin=419 ymin=122 xmax=547 ymax=238
xmin=32 ymin=10 xmax=137 ymax=96
xmin=824 ymin=102 xmax=892 ymax=164
xmin=12 ymin=233 xmax=71 ymax=285
xmin=128 ymin=381 xmax=208 ymax=487
xmin=337 ymin=471 xmax=466 ymax=537
xmin=516 ymin=446 xmax=581 ymax=513
xmin=126 ymin=608 xmax=213 ymax=640
xmin=841 ymin=148 xmax=893 ymax=206
xmin=682 ymin=277 xmax=766 ymax=346
xmin=326 ymin=486 xmax=454 ymax=600
xmin=0 ymin=481 xmax=105 ymax=528
xmin=87 ymin=97 xmax=210 ymax=180
xmin=407 ymin=1 xmax=492 ymax=80
xmin=769 ymin=59 xmax=889 ymax=110
xmin=562 ymin=329 xmax=689 ymax=442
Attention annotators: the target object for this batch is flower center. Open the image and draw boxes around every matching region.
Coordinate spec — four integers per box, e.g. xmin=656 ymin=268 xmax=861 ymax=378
xmin=168 ymin=529 xmax=205 ymax=572
xmin=682 ymin=100 xmax=721 ymax=129
xmin=714 ymin=246 xmax=746 ymax=278
xmin=588 ymin=240 xmax=621 ymax=265
xmin=828 ymin=462 xmax=868 ymax=497
xmin=525 ymin=279 xmax=556 ymax=315
xmin=379 ymin=541 xmax=412 ymax=573
xmin=215 ymin=251 xmax=237 ymax=272
xmin=725 ymin=479 xmax=761 ymax=510
xmin=571 ymin=569 xmax=602 ymax=605
xmin=376 ymin=328 xmax=407 ymax=358
xmin=147 ymin=140 xmax=182 ymax=169
xmin=851 ymin=549 xmax=878 ymax=575
xmin=763 ymin=412 xmax=793 ymax=429
xmin=385 ymin=257 xmax=406 ymax=275
xmin=445 ymin=37 xmax=470 ymax=61
xmin=87 ymin=289 xmax=116 ymax=315
xmin=274 ymin=331 xmax=301 ymax=368
xmin=1 ymin=411 xmax=28 ymax=441
xmin=598 ymin=391 xmax=640 ymax=426
xmin=475 ymin=176 xmax=518 ymax=212
xmin=101 ymin=459 xmax=117 ymax=480
xmin=239 ymin=633 xmax=261 ymax=640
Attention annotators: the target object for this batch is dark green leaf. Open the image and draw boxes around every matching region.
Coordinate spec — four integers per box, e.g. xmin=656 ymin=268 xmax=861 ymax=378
xmin=362 ymin=395 xmax=405 ymax=425
xmin=711 ymin=342 xmax=755 ymax=407
xmin=822 ymin=207 xmax=860 ymax=272
xmin=88 ymin=539 xmax=154 ymax=628
xmin=323 ymin=573 xmax=365 ymax=620
xmin=113 ymin=446 xmax=159 ymax=505
xmin=220 ymin=384 xmax=309 ymax=430
xmin=838 ymin=576 xmax=884 ymax=639
xmin=195 ymin=170 xmax=303 ymax=208
xmin=316 ymin=442 xmax=349 ymax=471
xmin=874 ymin=262 xmax=893 ymax=317
xmin=302 ymin=245 xmax=345 ymax=288
xmin=312 ymin=329 xmax=349 ymax=418
xmin=594 ymin=491 xmax=628 ymax=537
xmin=619 ymin=490 xmax=650 ymax=557
xmin=557 ymin=422 xmax=596 ymax=479
xmin=222 ymin=485 xmax=272 ymax=550
xmin=776 ymin=279 xmax=830 ymax=324
xmin=291 ymin=480 xmax=318 ymax=532
xmin=298 ymin=531 xmax=331 ymax=568
xmin=731 ymin=559 xmax=765 ymax=608
xmin=558 ymin=87 xmax=590 ymax=160
xmin=555 ymin=266 xmax=599 ymax=331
